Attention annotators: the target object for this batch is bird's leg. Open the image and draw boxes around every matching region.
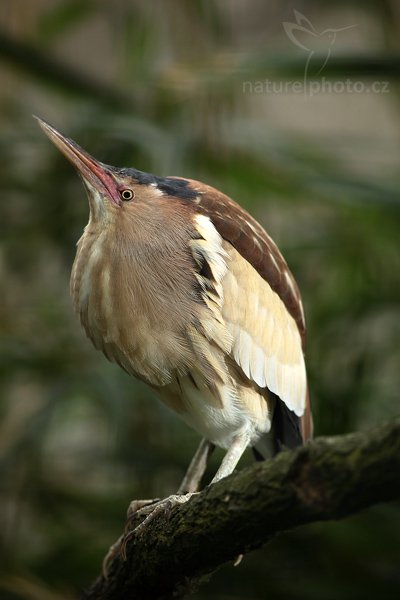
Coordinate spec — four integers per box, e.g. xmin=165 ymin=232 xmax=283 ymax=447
xmin=115 ymin=434 xmax=249 ymax=564
xmin=118 ymin=439 xmax=214 ymax=560
xmin=178 ymin=438 xmax=215 ymax=494
xmin=124 ymin=438 xmax=213 ymax=529
xmin=104 ymin=437 xmax=213 ymax=574
xmin=125 ymin=434 xmax=247 ymax=534
xmin=124 ymin=434 xmax=247 ymax=540
xmin=210 ymin=431 xmax=250 ymax=484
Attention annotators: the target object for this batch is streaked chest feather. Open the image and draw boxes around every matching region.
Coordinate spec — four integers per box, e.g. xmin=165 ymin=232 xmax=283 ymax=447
xmin=70 ymin=222 xmax=200 ymax=385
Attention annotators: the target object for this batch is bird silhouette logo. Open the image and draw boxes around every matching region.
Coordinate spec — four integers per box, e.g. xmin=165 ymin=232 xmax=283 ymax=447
xmin=283 ymin=10 xmax=356 ymax=84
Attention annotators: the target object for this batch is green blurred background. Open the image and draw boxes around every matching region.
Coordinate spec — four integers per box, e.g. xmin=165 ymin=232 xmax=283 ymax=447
xmin=1 ymin=1 xmax=399 ymax=599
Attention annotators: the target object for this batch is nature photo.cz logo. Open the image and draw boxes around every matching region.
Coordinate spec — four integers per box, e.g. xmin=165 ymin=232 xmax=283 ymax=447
xmin=283 ymin=10 xmax=356 ymax=83
xmin=243 ymin=10 xmax=390 ymax=97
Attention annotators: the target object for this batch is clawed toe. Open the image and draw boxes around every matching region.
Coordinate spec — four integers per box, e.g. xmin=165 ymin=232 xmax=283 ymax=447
xmin=102 ymin=497 xmax=160 ymax=577
xmin=103 ymin=492 xmax=198 ymax=571
xmin=127 ymin=498 xmax=161 ymax=521
xmin=120 ymin=492 xmax=197 ymax=559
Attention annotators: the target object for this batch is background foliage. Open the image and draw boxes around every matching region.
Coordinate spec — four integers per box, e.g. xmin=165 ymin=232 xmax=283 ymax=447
xmin=1 ymin=1 xmax=399 ymax=599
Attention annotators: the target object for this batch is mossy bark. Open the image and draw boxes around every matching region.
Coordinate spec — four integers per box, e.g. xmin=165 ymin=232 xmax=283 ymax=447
xmin=83 ymin=419 xmax=400 ymax=600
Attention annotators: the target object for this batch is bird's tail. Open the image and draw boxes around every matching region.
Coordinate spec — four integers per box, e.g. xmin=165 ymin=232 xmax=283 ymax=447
xmin=253 ymin=393 xmax=305 ymax=460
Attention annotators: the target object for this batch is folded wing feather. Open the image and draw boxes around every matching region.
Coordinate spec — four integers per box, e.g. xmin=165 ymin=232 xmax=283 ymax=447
xmin=222 ymin=243 xmax=307 ymax=417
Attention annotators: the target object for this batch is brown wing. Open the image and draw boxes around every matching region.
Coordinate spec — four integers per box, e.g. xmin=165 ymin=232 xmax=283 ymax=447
xmin=184 ymin=180 xmax=306 ymax=345
xmin=183 ymin=179 xmax=313 ymax=441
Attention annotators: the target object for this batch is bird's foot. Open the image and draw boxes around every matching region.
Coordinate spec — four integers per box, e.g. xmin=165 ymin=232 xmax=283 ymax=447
xmin=102 ymin=498 xmax=159 ymax=578
xmin=120 ymin=492 xmax=197 ymax=559
xmin=102 ymin=493 xmax=197 ymax=576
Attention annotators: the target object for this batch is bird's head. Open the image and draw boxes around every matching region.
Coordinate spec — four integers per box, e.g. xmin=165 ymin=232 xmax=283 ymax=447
xmin=36 ymin=117 xmax=199 ymax=228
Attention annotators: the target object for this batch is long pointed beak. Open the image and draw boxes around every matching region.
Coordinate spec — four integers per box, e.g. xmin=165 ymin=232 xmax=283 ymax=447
xmin=35 ymin=116 xmax=121 ymax=206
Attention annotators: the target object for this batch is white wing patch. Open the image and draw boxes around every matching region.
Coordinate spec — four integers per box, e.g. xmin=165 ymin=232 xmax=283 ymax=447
xmin=191 ymin=214 xmax=228 ymax=303
xmin=222 ymin=243 xmax=307 ymax=417
xmin=190 ymin=214 xmax=233 ymax=355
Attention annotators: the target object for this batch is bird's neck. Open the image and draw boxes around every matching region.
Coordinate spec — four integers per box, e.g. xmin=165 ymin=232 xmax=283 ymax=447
xmin=70 ymin=213 xmax=199 ymax=384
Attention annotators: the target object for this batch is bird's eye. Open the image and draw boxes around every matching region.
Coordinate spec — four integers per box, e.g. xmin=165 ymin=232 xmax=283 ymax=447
xmin=120 ymin=188 xmax=134 ymax=201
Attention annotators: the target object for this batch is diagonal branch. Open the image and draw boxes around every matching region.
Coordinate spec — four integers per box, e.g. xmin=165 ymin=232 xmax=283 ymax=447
xmin=83 ymin=419 xmax=400 ymax=600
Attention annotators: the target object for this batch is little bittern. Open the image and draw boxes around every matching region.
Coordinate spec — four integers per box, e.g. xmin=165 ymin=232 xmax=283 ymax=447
xmin=37 ymin=117 xmax=312 ymax=527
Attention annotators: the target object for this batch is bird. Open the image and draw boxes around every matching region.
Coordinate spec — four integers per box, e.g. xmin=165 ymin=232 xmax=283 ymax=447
xmin=36 ymin=116 xmax=312 ymax=535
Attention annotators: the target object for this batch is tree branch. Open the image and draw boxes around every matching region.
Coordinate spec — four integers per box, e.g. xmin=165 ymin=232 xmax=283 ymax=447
xmin=83 ymin=419 xmax=400 ymax=600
